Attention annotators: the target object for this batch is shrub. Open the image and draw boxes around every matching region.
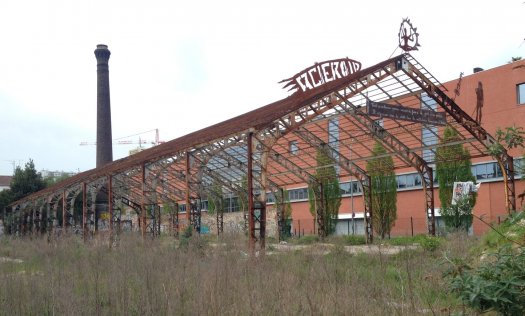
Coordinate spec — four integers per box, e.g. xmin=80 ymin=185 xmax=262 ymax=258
xmin=343 ymin=235 xmax=366 ymax=245
xmin=445 ymin=245 xmax=525 ymax=315
xmin=419 ymin=236 xmax=442 ymax=252
xmin=294 ymin=235 xmax=319 ymax=245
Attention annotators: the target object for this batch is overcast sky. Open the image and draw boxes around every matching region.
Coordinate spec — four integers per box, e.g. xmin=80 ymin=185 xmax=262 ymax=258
xmin=0 ymin=0 xmax=523 ymax=176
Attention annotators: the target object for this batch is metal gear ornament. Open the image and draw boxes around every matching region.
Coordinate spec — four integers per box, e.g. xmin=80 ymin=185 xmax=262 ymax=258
xmin=398 ymin=18 xmax=421 ymax=52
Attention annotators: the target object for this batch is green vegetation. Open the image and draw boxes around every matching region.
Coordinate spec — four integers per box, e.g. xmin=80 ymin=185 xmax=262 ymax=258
xmin=308 ymin=148 xmax=341 ymax=237
xmin=206 ymin=178 xmax=224 ymax=216
xmin=275 ymin=188 xmax=292 ymax=239
xmin=436 ymin=127 xmax=476 ymax=231
xmin=2 ymin=160 xmax=47 ymax=233
xmin=444 ymin=211 xmax=525 ymax=315
xmin=385 ymin=235 xmax=443 ymax=251
xmin=366 ymin=142 xmax=397 ymax=239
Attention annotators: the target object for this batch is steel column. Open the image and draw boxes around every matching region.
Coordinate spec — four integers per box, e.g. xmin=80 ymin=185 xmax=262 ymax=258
xmin=247 ymin=132 xmax=255 ymax=251
xmin=82 ymin=182 xmax=87 ymax=241
xmin=185 ymin=152 xmax=191 ymax=227
xmin=141 ymin=163 xmax=147 ymax=238
xmin=108 ymin=175 xmax=113 ymax=239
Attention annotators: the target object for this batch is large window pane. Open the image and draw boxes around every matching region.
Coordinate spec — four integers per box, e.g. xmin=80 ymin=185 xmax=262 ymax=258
xmin=517 ymin=83 xmax=525 ymax=104
xmin=475 ymin=164 xmax=487 ymax=180
xmin=397 ymin=175 xmax=407 ymax=189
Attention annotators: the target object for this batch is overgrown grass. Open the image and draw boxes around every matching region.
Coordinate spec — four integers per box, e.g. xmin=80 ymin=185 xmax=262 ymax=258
xmin=0 ymin=233 xmax=470 ymax=315
xmin=478 ymin=211 xmax=525 ymax=251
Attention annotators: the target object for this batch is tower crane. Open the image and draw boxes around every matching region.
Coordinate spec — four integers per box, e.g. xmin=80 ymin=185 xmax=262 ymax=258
xmin=80 ymin=129 xmax=165 ymax=148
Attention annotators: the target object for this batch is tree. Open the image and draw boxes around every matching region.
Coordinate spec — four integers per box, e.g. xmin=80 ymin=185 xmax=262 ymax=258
xmin=275 ymin=188 xmax=292 ymax=239
xmin=1 ymin=159 xmax=46 ymax=233
xmin=308 ymin=148 xmax=341 ymax=237
xmin=436 ymin=127 xmax=476 ymax=208
xmin=206 ymin=180 xmax=224 ymax=216
xmin=43 ymin=172 xmax=72 ymax=187
xmin=10 ymin=159 xmax=46 ymax=201
xmin=366 ymin=142 xmax=397 ymax=239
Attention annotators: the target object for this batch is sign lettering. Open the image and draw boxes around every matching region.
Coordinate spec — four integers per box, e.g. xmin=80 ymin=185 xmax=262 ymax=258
xmin=367 ymin=100 xmax=446 ymax=126
xmin=280 ymin=58 xmax=361 ymax=93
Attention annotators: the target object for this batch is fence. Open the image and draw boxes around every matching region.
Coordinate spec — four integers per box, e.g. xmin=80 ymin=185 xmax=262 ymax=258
xmin=289 ymin=214 xmax=510 ymax=237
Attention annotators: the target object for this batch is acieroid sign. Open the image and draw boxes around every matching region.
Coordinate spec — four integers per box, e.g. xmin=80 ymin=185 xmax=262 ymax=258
xmin=280 ymin=58 xmax=361 ymax=93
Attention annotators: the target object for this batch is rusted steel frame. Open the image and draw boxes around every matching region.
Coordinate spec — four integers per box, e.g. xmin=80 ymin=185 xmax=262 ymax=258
xmin=49 ymin=193 xmax=63 ymax=235
xmin=81 ymin=178 xmax=106 ymax=238
xmin=247 ymin=132 xmax=256 ymax=250
xmin=82 ymin=182 xmax=87 ymax=241
xmin=62 ymin=190 xmax=66 ymax=230
xmin=293 ymin=126 xmax=374 ymax=241
xmin=111 ymin=173 xmax=149 ymax=210
xmin=140 ymin=163 xmax=184 ymax=236
xmin=193 ymin=139 xmax=284 ymax=239
xmin=142 ymin=162 xmax=187 ymax=236
xmin=260 ymin=128 xmax=342 ymax=239
xmin=338 ymin=91 xmax=435 ymax=235
xmin=108 ymin=175 xmax=113 ymax=238
xmin=11 ymin=205 xmax=20 ymax=236
xmin=274 ymin=188 xmax=288 ymax=240
xmin=32 ymin=199 xmax=40 ymax=234
xmin=22 ymin=203 xmax=30 ymax=235
xmin=253 ymin=134 xmax=315 ymax=184
xmin=185 ymin=152 xmax=192 ymax=223
xmin=194 ymin=157 xmax=247 ymax=191
xmin=372 ymin=67 xmax=444 ymax=152
xmin=268 ymin=67 xmax=392 ymax=152
xmin=148 ymin=157 xmax=188 ymax=200
xmin=36 ymin=198 xmax=47 ymax=234
xmin=202 ymin=141 xmax=279 ymax=190
xmin=335 ymin=91 xmax=436 ymax=235
xmin=402 ymin=59 xmax=516 ymax=211
xmin=62 ymin=185 xmax=82 ymax=232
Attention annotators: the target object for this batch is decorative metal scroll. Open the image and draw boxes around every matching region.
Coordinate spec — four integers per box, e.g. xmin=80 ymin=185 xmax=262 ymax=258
xmin=398 ymin=18 xmax=420 ymax=52
xmin=280 ymin=58 xmax=361 ymax=93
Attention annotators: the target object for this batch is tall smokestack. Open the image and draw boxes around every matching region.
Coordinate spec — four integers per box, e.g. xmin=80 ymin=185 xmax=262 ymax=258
xmin=94 ymin=44 xmax=113 ymax=167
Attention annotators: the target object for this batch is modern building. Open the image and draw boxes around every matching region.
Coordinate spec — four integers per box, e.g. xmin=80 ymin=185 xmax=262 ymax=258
xmin=273 ymin=59 xmax=525 ymax=237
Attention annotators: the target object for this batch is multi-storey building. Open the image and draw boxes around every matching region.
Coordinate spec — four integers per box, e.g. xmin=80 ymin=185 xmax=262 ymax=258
xmin=261 ymin=60 xmax=525 ymax=237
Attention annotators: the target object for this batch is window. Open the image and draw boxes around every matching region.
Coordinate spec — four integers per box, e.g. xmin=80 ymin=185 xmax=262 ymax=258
xmin=397 ymin=175 xmax=407 ymax=189
xmin=289 ymin=141 xmax=298 ymax=155
xmin=474 ymin=164 xmax=488 ymax=180
xmin=422 ymin=126 xmax=438 ymax=161
xmin=352 ymin=181 xmax=361 ymax=194
xmin=340 ymin=182 xmax=351 ymax=195
xmin=288 ymin=188 xmax=308 ymax=201
xmin=421 ymin=93 xmax=438 ymax=162
xmin=414 ymin=174 xmax=422 ymax=187
xmin=328 ymin=118 xmax=340 ymax=174
xmin=517 ymin=83 xmax=525 ymax=104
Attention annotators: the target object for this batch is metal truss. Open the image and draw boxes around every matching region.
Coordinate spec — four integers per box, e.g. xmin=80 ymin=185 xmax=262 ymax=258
xmin=6 ymin=52 xmax=515 ymax=253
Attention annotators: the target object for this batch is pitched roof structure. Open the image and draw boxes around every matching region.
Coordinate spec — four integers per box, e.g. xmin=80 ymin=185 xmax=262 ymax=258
xmin=5 ymin=53 xmax=516 ymax=246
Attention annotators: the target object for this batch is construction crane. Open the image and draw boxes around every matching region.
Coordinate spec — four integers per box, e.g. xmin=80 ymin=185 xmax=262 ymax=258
xmin=80 ymin=129 xmax=165 ymax=148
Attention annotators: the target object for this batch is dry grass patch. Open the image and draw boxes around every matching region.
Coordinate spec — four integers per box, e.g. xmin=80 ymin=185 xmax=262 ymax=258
xmin=0 ymin=233 xmax=469 ymax=315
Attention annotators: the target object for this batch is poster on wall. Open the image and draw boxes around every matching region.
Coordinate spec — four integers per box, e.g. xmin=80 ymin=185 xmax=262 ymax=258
xmin=451 ymin=181 xmax=480 ymax=205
